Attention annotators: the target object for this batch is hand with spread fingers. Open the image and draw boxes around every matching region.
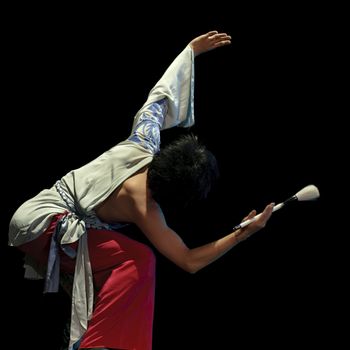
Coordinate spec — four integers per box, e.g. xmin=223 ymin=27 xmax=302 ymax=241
xmin=234 ymin=203 xmax=275 ymax=243
xmin=189 ymin=30 xmax=231 ymax=56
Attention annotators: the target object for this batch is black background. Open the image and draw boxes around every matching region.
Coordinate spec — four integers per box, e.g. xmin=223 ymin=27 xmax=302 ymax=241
xmin=2 ymin=5 xmax=342 ymax=349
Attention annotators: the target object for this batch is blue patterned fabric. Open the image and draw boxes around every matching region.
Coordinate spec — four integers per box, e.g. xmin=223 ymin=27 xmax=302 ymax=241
xmin=128 ymin=99 xmax=167 ymax=153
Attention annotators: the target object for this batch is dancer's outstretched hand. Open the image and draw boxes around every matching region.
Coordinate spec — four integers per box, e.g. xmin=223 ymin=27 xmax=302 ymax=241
xmin=234 ymin=203 xmax=275 ymax=242
xmin=189 ymin=31 xmax=231 ymax=56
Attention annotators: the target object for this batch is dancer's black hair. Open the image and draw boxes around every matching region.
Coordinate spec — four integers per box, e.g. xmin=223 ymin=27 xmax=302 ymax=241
xmin=148 ymin=134 xmax=219 ymax=207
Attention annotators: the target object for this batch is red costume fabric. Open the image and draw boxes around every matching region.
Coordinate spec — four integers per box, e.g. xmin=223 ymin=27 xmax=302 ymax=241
xmin=19 ymin=215 xmax=156 ymax=350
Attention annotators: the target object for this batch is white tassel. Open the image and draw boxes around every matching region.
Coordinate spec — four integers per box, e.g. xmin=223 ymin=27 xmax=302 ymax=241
xmin=233 ymin=184 xmax=320 ymax=230
xmin=295 ymin=184 xmax=320 ymax=201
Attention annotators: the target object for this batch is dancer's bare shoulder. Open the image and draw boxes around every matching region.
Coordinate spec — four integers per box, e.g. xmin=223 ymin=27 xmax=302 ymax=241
xmin=95 ymin=167 xmax=152 ymax=224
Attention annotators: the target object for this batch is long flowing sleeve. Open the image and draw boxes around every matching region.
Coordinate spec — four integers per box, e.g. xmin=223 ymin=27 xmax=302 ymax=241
xmin=132 ymin=45 xmax=195 ymax=131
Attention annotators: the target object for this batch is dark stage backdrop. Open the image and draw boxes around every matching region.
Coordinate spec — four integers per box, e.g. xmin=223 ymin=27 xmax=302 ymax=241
xmin=2 ymin=6 xmax=336 ymax=350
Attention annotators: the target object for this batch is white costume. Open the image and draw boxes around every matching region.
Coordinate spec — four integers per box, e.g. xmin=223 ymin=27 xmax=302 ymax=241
xmin=9 ymin=44 xmax=195 ymax=349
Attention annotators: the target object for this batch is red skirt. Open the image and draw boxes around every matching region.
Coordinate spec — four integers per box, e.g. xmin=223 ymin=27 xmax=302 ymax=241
xmin=19 ymin=215 xmax=156 ymax=350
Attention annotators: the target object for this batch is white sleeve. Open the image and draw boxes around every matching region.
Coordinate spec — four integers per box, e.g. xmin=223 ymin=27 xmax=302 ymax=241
xmin=132 ymin=45 xmax=195 ymax=131
xmin=128 ymin=99 xmax=167 ymax=154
